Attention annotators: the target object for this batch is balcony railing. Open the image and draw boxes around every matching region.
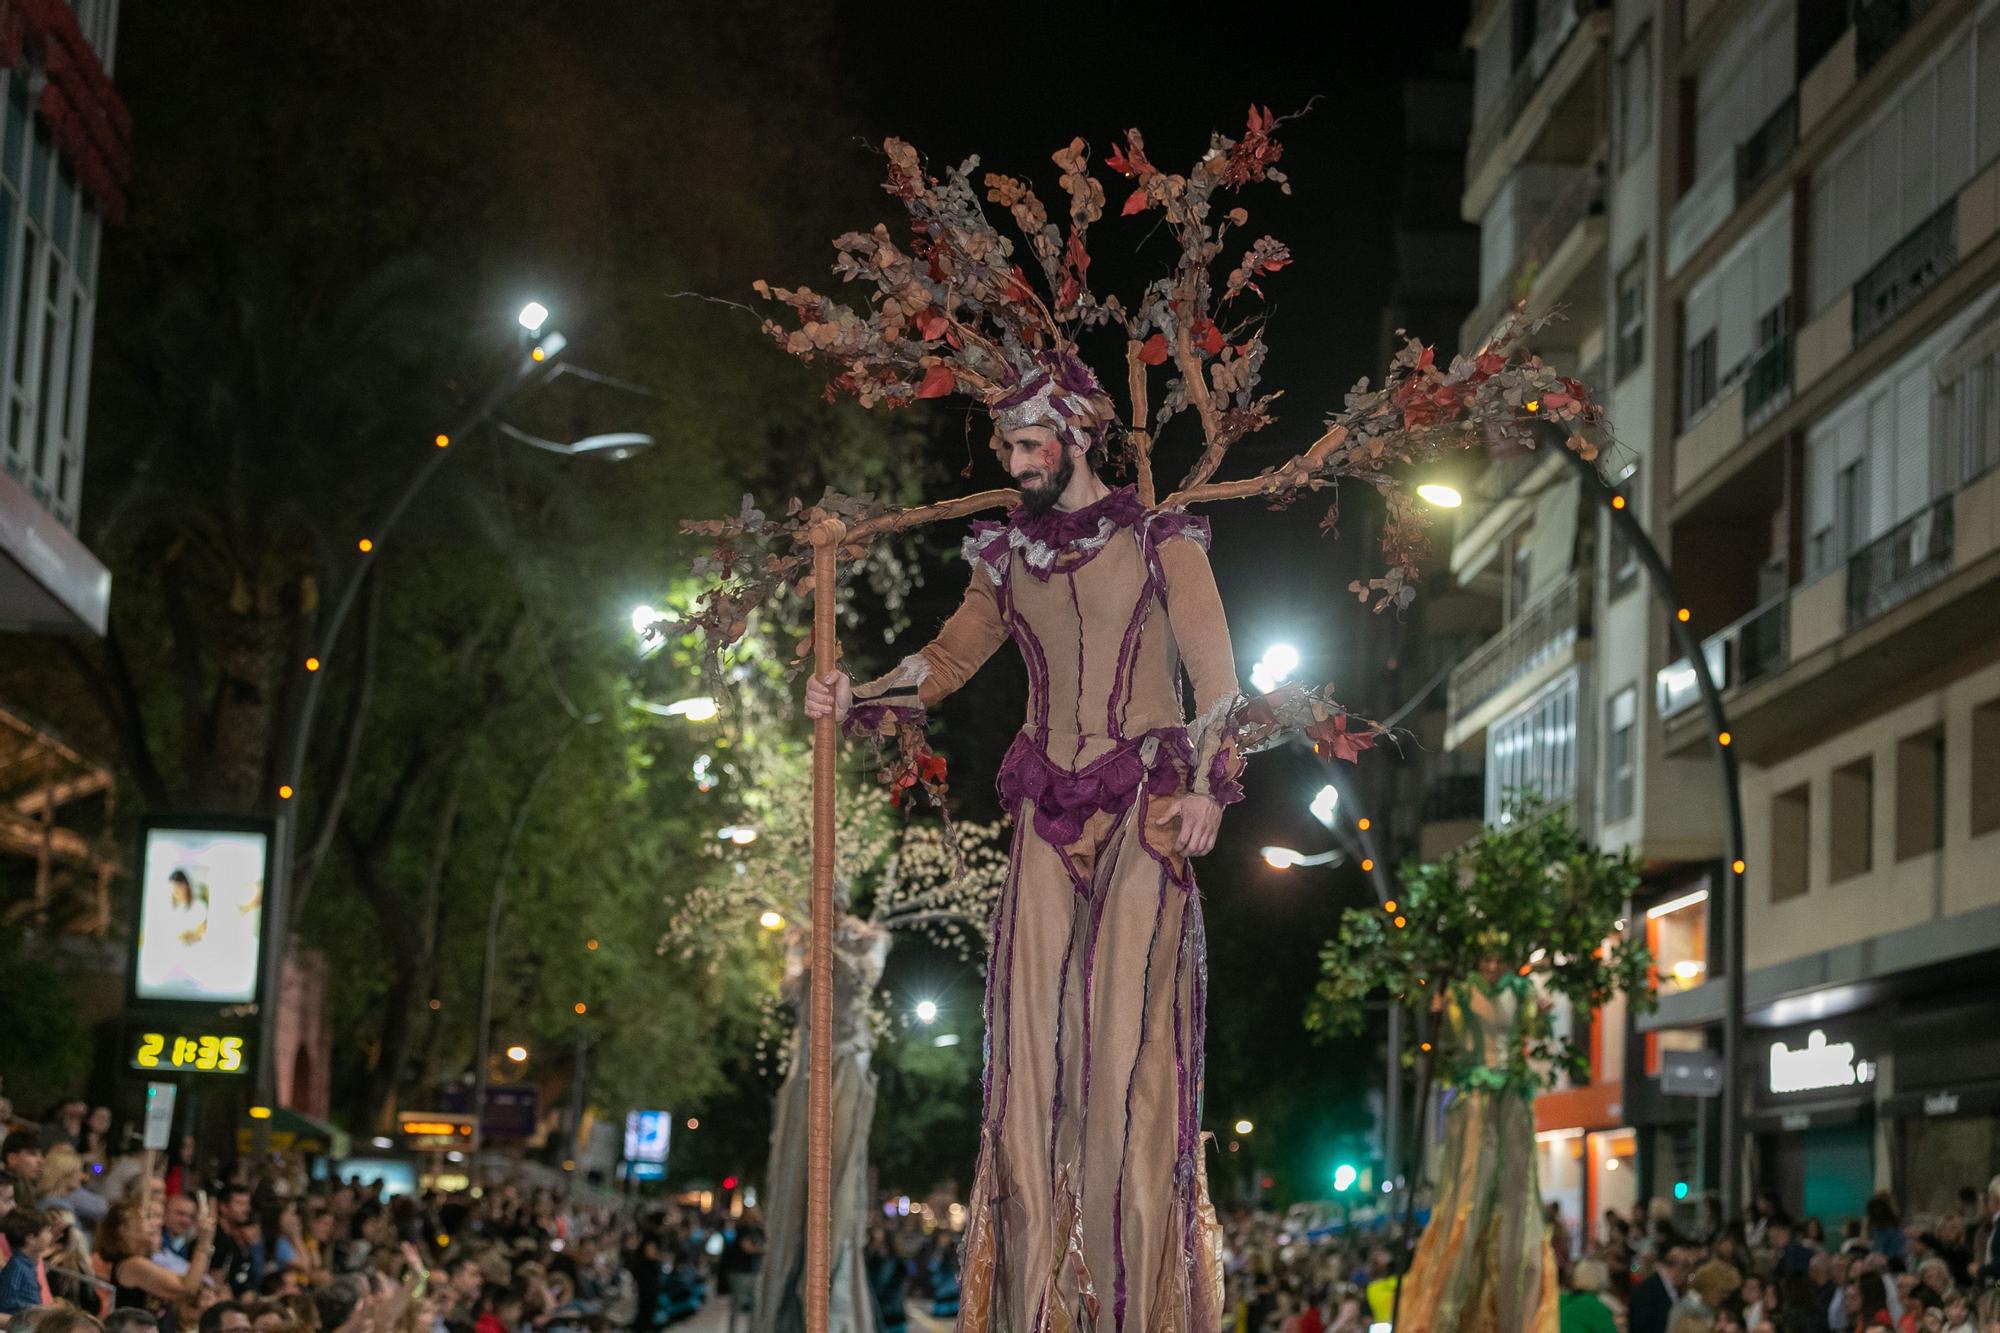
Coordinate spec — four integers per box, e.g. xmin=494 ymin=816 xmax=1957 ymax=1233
xmin=1461 ymin=161 xmax=1606 ymax=351
xmin=1668 ymin=157 xmax=1738 ymax=276
xmin=1466 ymin=0 xmax=1607 ymax=173
xmin=1655 ymin=594 xmax=1789 ymax=720
xmin=1735 ymin=95 xmax=1797 ymax=201
xmin=1847 ymin=496 xmax=1955 ymax=627
xmin=1450 ymin=569 xmax=1589 ymax=720
xmin=1854 ymin=202 xmax=1956 ymax=346
xmin=1857 ymin=0 xmax=1943 ymax=78
xmin=1743 ymin=331 xmax=1793 ymax=430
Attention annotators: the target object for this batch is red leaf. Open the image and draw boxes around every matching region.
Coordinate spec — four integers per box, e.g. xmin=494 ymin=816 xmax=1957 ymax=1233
xmin=1121 ymin=186 xmax=1149 ymax=216
xmin=916 ymin=363 xmax=956 ymax=399
xmin=1197 ymin=320 xmax=1225 ymax=356
xmin=1105 ymin=144 xmax=1134 ymax=176
xmin=1138 ymin=334 xmax=1170 ymax=365
xmin=916 ymin=309 xmax=949 ymax=341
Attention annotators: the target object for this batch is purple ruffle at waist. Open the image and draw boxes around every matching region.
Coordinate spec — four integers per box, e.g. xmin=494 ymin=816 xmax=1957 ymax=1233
xmin=997 ymin=729 xmax=1191 ymax=848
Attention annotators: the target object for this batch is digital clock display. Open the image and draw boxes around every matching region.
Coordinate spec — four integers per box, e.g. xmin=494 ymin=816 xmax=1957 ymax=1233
xmin=130 ymin=1029 xmax=249 ymax=1075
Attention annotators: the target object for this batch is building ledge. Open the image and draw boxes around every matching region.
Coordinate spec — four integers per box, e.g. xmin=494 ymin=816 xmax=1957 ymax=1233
xmin=0 ymin=468 xmax=109 ymax=635
xmin=1463 ymin=10 xmax=1614 ymax=222
xmin=1640 ymin=899 xmax=2000 ymax=1032
xmin=1660 ymin=533 xmax=2000 ymax=764
xmin=1670 ymin=220 xmax=2000 ymax=526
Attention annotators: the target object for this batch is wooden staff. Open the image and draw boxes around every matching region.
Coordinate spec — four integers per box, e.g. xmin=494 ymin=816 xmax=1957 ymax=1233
xmin=805 ymin=518 xmax=844 ymax=1333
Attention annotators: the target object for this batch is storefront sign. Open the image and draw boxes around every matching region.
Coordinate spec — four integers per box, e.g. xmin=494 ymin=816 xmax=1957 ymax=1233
xmin=1767 ymin=1029 xmax=1876 ymax=1096
xmin=1924 ymin=1092 xmax=1961 ymax=1116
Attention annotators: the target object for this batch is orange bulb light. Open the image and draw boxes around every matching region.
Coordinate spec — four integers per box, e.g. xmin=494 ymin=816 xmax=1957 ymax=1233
xmin=1732 ymin=858 xmax=1747 ymax=874
xmin=1612 ymin=494 xmax=1627 ymax=510
xmin=1393 ymin=915 xmax=1407 ymax=928
xmin=1718 ymin=731 xmax=1732 ymax=746
xmin=1384 ymin=900 xmax=1397 ymax=913
xmin=358 ymin=538 xmax=375 ymax=553
xmin=574 ymin=1002 xmax=587 ymax=1015
xmin=1357 ymin=817 xmax=1371 ymax=831
xmin=586 ymin=938 xmax=599 ymax=951
xmin=305 ymin=657 xmax=321 ymax=672
xmin=531 ymin=346 xmax=546 ymax=362
xmin=278 ymin=785 xmax=295 ymax=800
xmin=435 ymin=433 xmax=450 ymax=448
xmin=1360 ymin=858 xmax=1375 ymax=873
xmin=1677 ymin=607 xmax=1691 ymax=622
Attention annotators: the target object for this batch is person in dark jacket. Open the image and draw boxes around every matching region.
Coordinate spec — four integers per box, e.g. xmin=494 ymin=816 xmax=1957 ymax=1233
xmin=1630 ymin=1244 xmax=1695 ymax=1333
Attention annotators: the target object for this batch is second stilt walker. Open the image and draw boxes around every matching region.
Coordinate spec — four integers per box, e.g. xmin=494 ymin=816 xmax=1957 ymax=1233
xmin=805 ymin=352 xmax=1241 ymax=1332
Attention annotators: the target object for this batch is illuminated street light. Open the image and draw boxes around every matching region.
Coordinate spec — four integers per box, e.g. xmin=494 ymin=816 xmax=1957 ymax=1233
xmin=759 ymin=911 xmax=785 ymax=931
xmin=505 ymin=1045 xmax=529 ymax=1063
xmin=1416 ymin=482 xmax=1463 ymax=509
xmin=718 ymin=825 xmax=758 ymax=846
xmin=518 ymin=301 xmax=550 ymax=333
xmin=914 ymin=999 xmax=939 ymax=1025
xmin=1261 ymin=845 xmax=1343 ymax=870
xmin=1310 ymin=784 xmax=1339 ymax=828
xmin=1249 ymin=642 xmax=1301 ymax=695
xmin=1234 ymin=1118 xmax=1254 ymax=1136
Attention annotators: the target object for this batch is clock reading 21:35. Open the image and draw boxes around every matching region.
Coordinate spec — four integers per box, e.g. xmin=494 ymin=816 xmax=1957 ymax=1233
xmin=130 ymin=1031 xmax=248 ymax=1074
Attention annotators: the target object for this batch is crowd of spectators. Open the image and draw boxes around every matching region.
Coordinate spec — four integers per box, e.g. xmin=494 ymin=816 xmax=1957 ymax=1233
xmin=0 ymin=1087 xmax=761 ymax=1333
xmin=1212 ymin=1179 xmax=2000 ymax=1333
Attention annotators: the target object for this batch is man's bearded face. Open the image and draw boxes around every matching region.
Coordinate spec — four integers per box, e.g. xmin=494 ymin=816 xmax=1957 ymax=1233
xmin=1002 ymin=428 xmax=1075 ymax=515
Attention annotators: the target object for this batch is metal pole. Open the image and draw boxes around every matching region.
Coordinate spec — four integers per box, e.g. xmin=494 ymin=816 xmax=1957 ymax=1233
xmin=256 ymin=331 xmax=568 ymax=1123
xmin=1548 ymin=433 xmax=1747 ymax=1216
xmin=471 ymin=732 xmax=575 ymax=1153
xmin=805 ymin=519 xmax=844 ymax=1333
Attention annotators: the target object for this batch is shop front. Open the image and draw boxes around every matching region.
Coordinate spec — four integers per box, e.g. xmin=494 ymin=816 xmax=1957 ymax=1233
xmin=1534 ymin=1079 xmax=1630 ymax=1256
xmin=1881 ymin=995 xmax=2000 ymax=1215
xmin=1746 ymin=1017 xmax=1883 ymax=1228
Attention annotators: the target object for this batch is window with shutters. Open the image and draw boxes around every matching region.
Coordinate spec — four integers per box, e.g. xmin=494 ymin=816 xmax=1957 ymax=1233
xmin=1615 ymin=254 xmax=1646 ymax=379
xmin=1682 ymin=200 xmax=1791 ymax=428
xmin=1616 ymin=24 xmax=1654 ymax=171
xmin=1605 ymin=686 xmax=1637 ymax=824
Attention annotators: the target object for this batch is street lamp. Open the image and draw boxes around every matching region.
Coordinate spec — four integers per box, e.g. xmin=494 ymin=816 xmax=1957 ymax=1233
xmin=518 ymin=301 xmax=550 ymax=333
xmin=1261 ymin=845 xmax=1344 ymax=870
xmin=914 ymin=999 xmax=939 ymax=1025
xmin=1415 ymin=481 xmax=1464 ymax=509
xmin=496 ymin=421 xmax=655 ymax=461
xmin=505 ymin=1044 xmax=529 ymax=1063
xmin=759 ymin=910 xmax=786 ymax=931
xmin=1249 ymin=642 xmax=1301 ymax=694
xmin=1234 ymin=1118 xmax=1254 ymax=1136
xmin=1310 ymin=784 xmax=1340 ymax=829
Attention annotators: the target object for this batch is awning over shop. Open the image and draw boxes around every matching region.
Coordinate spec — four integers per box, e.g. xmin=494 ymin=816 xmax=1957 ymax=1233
xmin=0 ymin=468 xmax=109 ymax=635
xmin=237 ymin=1106 xmax=351 ymax=1159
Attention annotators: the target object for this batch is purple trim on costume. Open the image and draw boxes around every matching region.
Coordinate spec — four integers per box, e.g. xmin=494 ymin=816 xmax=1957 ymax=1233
xmin=842 ymin=699 xmax=925 ymax=741
xmin=1134 ymin=782 xmax=1198 ymax=892
xmin=1111 ymin=869 xmax=1175 ymax=1333
xmin=980 ymin=816 xmax=1030 ymax=1133
xmin=1137 ymin=507 xmax=1213 ymax=595
xmin=1044 ymin=883 xmax=1083 ymax=1190
xmin=997 ymin=729 xmax=1189 ymax=850
xmin=1107 ymin=532 xmax=1154 ymax=740
xmin=1000 ymin=566 xmax=1055 ymax=745
xmin=1068 ymin=573 xmax=1087 ymax=765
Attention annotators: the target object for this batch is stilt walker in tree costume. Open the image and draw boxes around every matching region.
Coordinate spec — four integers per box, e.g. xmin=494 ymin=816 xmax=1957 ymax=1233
xmin=806 ymin=351 xmax=1243 ymax=1333
xmin=683 ymin=107 xmax=1610 ymax=1333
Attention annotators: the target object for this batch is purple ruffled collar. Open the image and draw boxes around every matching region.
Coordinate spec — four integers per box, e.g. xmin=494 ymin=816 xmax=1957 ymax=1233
xmin=1011 ymin=484 xmax=1144 ymax=546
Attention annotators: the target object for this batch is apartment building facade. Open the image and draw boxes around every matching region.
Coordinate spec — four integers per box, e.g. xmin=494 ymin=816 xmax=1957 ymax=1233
xmin=1645 ymin=0 xmax=2000 ymax=1223
xmin=0 ymin=0 xmax=126 ymax=937
xmin=1459 ymin=0 xmax=2000 ymax=1234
